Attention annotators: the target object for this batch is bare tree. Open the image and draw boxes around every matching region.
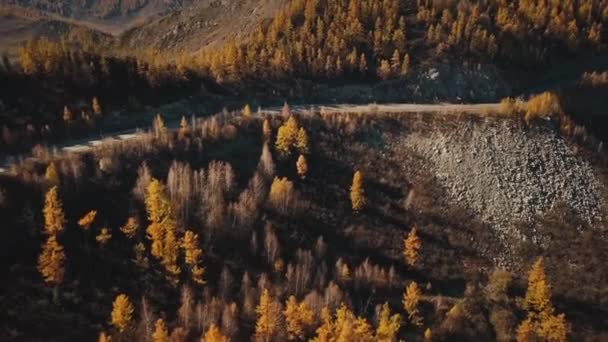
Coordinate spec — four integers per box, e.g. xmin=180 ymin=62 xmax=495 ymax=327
xmin=250 ymin=231 xmax=259 ymax=256
xmin=263 ymin=223 xmax=280 ymax=265
xmin=221 ymin=302 xmax=239 ymax=339
xmin=285 ymin=249 xmax=314 ymax=296
xmin=324 ymin=282 xmax=348 ymax=312
xmin=167 ymin=161 xmax=194 ymax=227
xmin=314 ymin=236 xmax=327 ymax=260
xmin=136 ymin=296 xmax=156 ymax=342
xmin=133 ymin=162 xmax=151 ymax=203
xmin=257 ymin=143 xmax=275 ymax=179
xmin=178 ymin=286 xmax=194 ymax=330
xmin=219 ymin=266 xmax=234 ymax=301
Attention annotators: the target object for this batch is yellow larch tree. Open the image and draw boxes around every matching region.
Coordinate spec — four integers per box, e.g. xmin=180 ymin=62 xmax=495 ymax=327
xmin=78 ymin=210 xmax=97 ymax=230
xmin=201 ymin=324 xmax=228 ymax=342
xmin=162 ymin=228 xmax=181 ymax=286
xmin=516 ymin=318 xmax=535 ymax=342
xmin=350 ymin=171 xmax=365 ymax=212
xmin=152 ymin=318 xmax=169 ymax=342
xmin=403 ymin=227 xmax=421 ymax=267
xmin=120 ymin=217 xmax=139 ymax=239
xmin=296 ymin=155 xmax=308 ymax=179
xmin=275 ymin=125 xmax=292 ymax=159
xmin=98 ymin=331 xmax=111 ymax=342
xmin=43 ymin=186 xmax=65 ymax=235
xmin=424 ymin=328 xmax=432 ymax=340
xmin=375 ymin=302 xmax=401 ymax=342
xmin=335 ymin=304 xmax=374 ymax=342
xmin=523 ymin=257 xmax=551 ymax=314
xmin=181 ymin=230 xmax=205 ymax=285
xmin=352 ymin=317 xmax=374 ymax=342
xmin=311 ymin=304 xmax=375 ymax=342
xmin=311 ymin=307 xmax=334 ymax=342
xmin=517 ymin=257 xmax=569 ymax=342
xmin=45 ymin=162 xmax=59 ymax=185
xmin=295 ymin=127 xmax=309 ymax=154
xmin=403 ymin=281 xmax=423 ymax=327
xmin=243 ymin=104 xmax=253 ymax=117
xmin=96 ymin=228 xmax=112 ymax=246
xmin=255 ymin=289 xmax=282 ymax=342
xmin=111 ymin=294 xmax=134 ymax=333
xmin=284 ymin=295 xmax=314 ymax=340
xmin=145 ymin=179 xmax=172 ymax=258
xmin=37 ymin=235 xmax=65 ymax=302
xmin=269 ymin=176 xmax=296 ymax=213
xmin=275 ymin=116 xmax=299 ymax=158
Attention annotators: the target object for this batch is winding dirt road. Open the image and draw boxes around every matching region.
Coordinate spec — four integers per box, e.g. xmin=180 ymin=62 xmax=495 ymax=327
xmin=0 ymin=102 xmax=499 ymax=173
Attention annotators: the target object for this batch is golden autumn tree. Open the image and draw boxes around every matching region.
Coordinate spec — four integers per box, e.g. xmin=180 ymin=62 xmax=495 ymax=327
xmin=152 ymin=318 xmax=169 ymax=342
xmin=523 ymin=257 xmax=551 ymax=314
xmin=296 ymin=155 xmax=308 ymax=179
xmin=78 ymin=210 xmax=97 ymax=230
xmin=98 ymin=331 xmax=111 ymax=342
xmin=311 ymin=304 xmax=374 ymax=342
xmin=181 ymin=230 xmax=205 ymax=285
xmin=284 ymin=295 xmax=314 ymax=340
xmin=403 ymin=227 xmax=421 ymax=267
xmin=255 ymin=289 xmax=282 ymax=342
xmin=96 ymin=228 xmax=112 ymax=246
xmin=295 ymin=127 xmax=309 ymax=154
xmin=275 ymin=116 xmax=299 ymax=158
xmin=145 ymin=179 xmax=171 ymax=258
xmin=45 ymin=162 xmax=59 ymax=185
xmin=375 ymin=303 xmax=401 ymax=341
xmin=424 ymin=328 xmax=432 ymax=340
xmin=37 ymin=235 xmax=65 ymax=303
xmin=350 ymin=171 xmax=365 ymax=212
xmin=516 ymin=318 xmax=535 ymax=342
xmin=311 ymin=307 xmax=334 ymax=342
xmin=275 ymin=126 xmax=292 ymax=159
xmin=43 ymin=186 xmax=65 ymax=235
xmin=517 ymin=257 xmax=569 ymax=342
xmin=162 ymin=228 xmax=181 ymax=286
xmin=111 ymin=294 xmax=134 ymax=333
xmin=403 ymin=281 xmax=423 ymax=326
xmin=202 ymin=324 xmax=228 ymax=342
xmin=120 ymin=217 xmax=139 ymax=239
xmin=243 ymin=104 xmax=253 ymax=117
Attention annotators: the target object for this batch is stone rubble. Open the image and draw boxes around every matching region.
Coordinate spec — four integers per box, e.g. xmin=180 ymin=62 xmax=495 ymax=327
xmin=403 ymin=120 xmax=605 ymax=240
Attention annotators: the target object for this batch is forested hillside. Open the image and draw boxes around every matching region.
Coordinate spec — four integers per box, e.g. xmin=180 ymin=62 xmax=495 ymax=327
xmin=2 ymin=107 xmax=606 ymax=341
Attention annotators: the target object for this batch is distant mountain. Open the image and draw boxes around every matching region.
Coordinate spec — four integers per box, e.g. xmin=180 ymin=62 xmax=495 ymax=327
xmin=1 ymin=0 xmax=286 ymax=53
xmin=3 ymin=0 xmax=195 ymax=21
xmin=119 ymin=0 xmax=286 ymax=52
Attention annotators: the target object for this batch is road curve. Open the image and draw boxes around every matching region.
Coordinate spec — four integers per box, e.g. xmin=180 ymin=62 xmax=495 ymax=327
xmin=0 ymin=102 xmax=499 ymax=174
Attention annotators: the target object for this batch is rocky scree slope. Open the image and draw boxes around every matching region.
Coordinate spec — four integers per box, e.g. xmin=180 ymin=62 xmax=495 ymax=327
xmin=402 ymin=120 xmax=606 ymax=242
